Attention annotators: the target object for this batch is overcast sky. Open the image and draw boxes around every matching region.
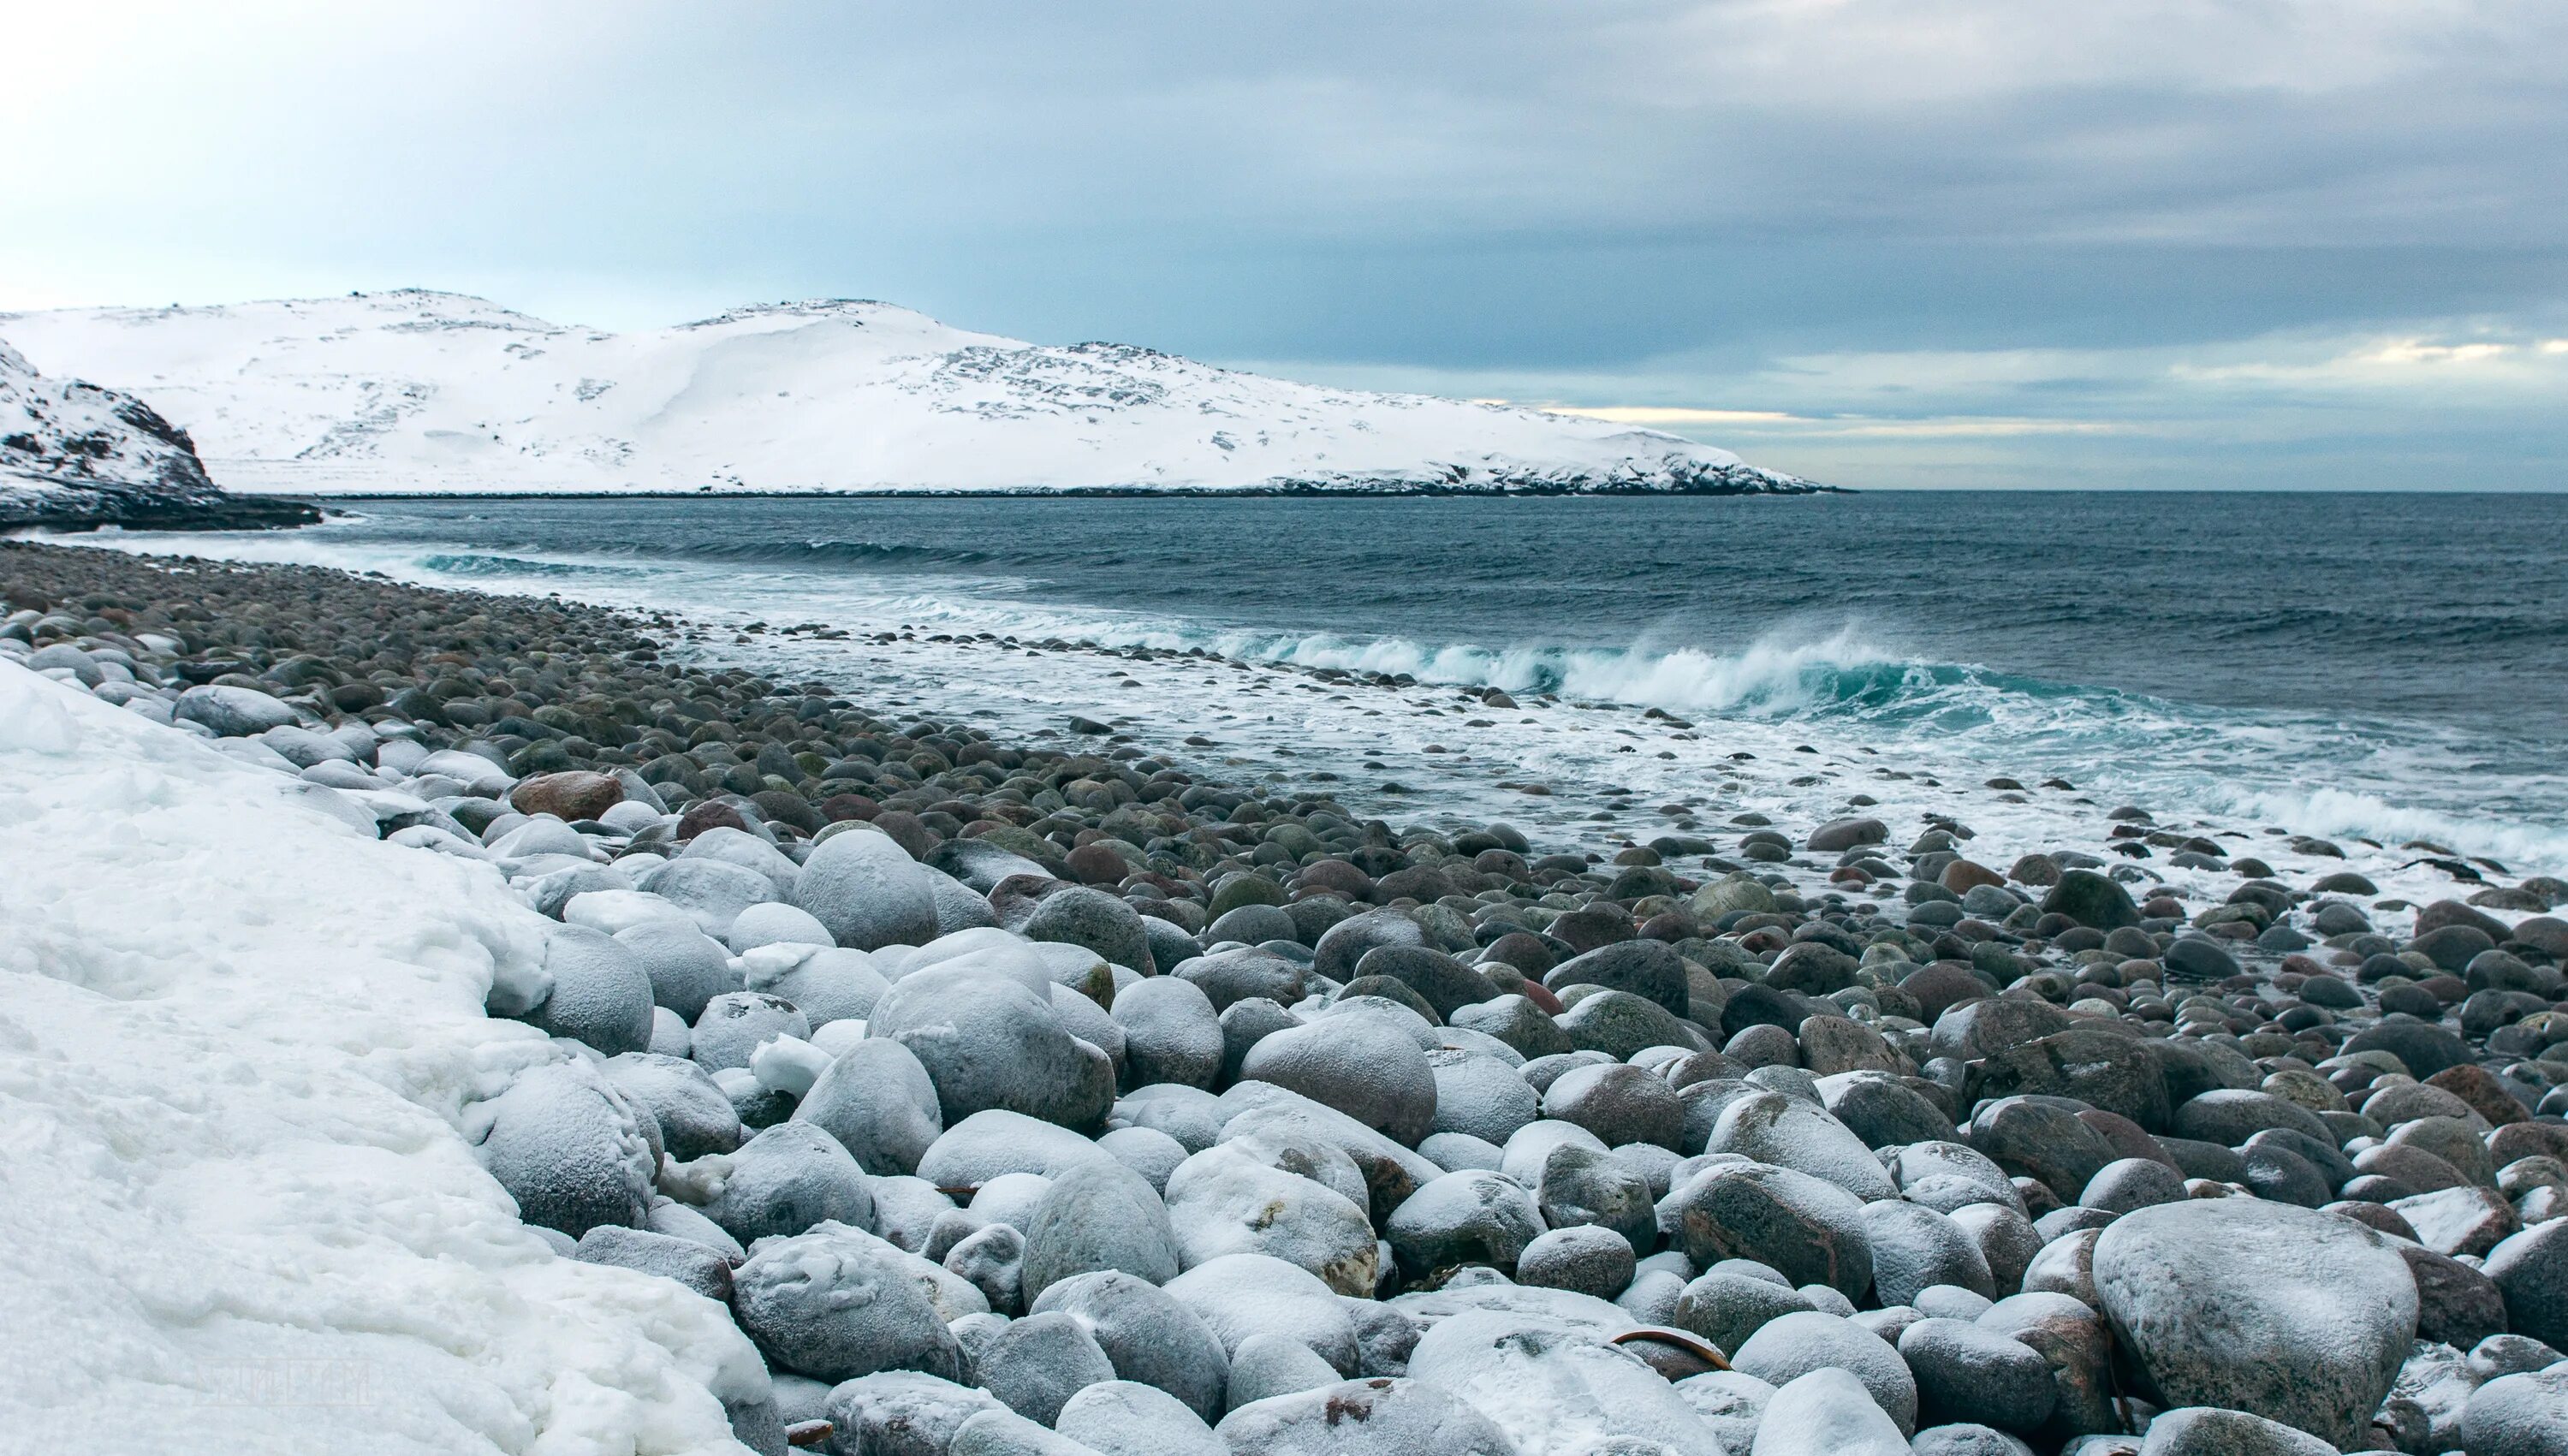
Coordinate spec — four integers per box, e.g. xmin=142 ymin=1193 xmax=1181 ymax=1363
xmin=4 ymin=1 xmax=2563 ymax=488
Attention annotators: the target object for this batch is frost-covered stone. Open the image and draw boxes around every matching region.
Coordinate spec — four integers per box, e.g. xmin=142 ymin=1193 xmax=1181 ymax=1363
xmin=1165 ymin=1144 xmax=1378 ymax=1295
xmin=1113 ymin=977 xmax=1224 ymax=1090
xmin=1163 ymin=1253 xmax=1361 ymax=1374
xmin=691 ymin=990 xmax=811 ymax=1073
xmin=602 ymin=1051 xmax=743 ymax=1161
xmin=1405 ymin=1310 xmax=1728 ymax=1455
xmin=525 ymin=924 xmax=657 ymax=1055
xmin=1019 ymin=1158 xmax=1183 ymax=1304
xmin=1899 ymin=1316 xmax=2054 ymax=1433
xmin=973 ymin=1310 xmax=1118 ymax=1425
xmin=473 ymin=1061 xmax=655 ymax=1239
xmin=1385 ymin=1169 xmax=1546 ymax=1281
xmin=792 ymin=828 xmax=941 ymax=950
xmin=870 ymin=964 xmax=1115 ymax=1131
xmin=1749 ymin=1366 xmax=1911 ymax=1456
xmin=1058 ymin=1381 xmax=1226 ymax=1456
xmin=1215 ymin=1377 xmax=1519 ymax=1456
xmin=1238 ymin=1015 xmax=1438 ymax=1146
xmin=1033 ymin=1270 xmax=1234 ymax=1423
xmin=794 ymin=1037 xmax=943 ymax=1176
xmin=730 ymin=1224 xmax=966 ymax=1382
xmin=705 ymin=1120 xmax=874 ymax=1245
xmin=1223 ymin=1332 xmax=1344 ymax=1412
xmin=1732 ymin=1310 xmax=1918 ymax=1435
xmin=614 ymin=917 xmax=743 ymax=1020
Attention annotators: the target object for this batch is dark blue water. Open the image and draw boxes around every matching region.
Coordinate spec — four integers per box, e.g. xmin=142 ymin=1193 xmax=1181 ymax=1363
xmin=92 ymin=490 xmax=2568 ymax=871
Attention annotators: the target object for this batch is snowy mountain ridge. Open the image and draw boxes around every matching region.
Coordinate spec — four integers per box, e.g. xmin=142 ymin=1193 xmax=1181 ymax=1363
xmin=0 ymin=338 xmax=312 ymax=528
xmin=0 ymin=290 xmax=1823 ymax=497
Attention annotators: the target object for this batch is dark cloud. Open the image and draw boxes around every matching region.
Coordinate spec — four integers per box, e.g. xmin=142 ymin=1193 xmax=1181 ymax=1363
xmin=2 ymin=1 xmax=2562 ymax=487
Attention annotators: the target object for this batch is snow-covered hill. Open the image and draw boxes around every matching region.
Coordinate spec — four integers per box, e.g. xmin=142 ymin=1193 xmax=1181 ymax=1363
xmin=0 ymin=291 xmax=1821 ymax=497
xmin=0 ymin=339 xmax=312 ymax=528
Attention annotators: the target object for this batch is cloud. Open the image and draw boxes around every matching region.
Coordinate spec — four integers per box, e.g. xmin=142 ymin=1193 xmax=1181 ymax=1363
xmin=0 ymin=1 xmax=2559 ymax=487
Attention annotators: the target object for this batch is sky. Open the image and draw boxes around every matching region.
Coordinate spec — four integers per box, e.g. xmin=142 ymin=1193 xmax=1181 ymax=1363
xmin=2 ymin=1 xmax=2563 ymax=489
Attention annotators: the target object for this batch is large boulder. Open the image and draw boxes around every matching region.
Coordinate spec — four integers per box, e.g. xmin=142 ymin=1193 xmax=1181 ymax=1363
xmin=1165 ymin=1253 xmax=1363 ymax=1374
xmin=794 ymin=1037 xmax=943 ymax=1176
xmin=473 ymin=1061 xmax=655 ymax=1239
xmin=791 ymin=828 xmax=940 ymax=950
xmin=1655 ymin=1162 xmax=1873 ymax=1299
xmin=1164 ymin=1145 xmax=1378 ymax=1295
xmin=1113 ymin=977 xmax=1225 ymax=1090
xmin=868 ymin=963 xmax=1115 ymax=1131
xmin=1705 ymin=1091 xmax=1897 ymax=1201
xmin=1033 ymin=1270 xmax=1233 ymax=1422
xmin=2091 ymin=1198 xmax=2417 ymax=1447
xmin=1019 ymin=1159 xmax=1184 ymax=1304
xmin=730 ymin=1224 xmax=966 ymax=1382
xmin=1237 ymin=1016 xmax=1437 ymax=1146
xmin=2041 ymin=871 xmax=2140 ymax=930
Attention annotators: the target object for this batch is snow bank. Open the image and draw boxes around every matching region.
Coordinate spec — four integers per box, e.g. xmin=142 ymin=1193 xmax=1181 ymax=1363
xmin=0 ymin=661 xmax=760 ymax=1453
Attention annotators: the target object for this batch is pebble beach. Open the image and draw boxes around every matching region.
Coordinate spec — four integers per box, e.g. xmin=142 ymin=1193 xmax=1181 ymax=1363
xmin=6 ymin=535 xmax=2567 ymax=1456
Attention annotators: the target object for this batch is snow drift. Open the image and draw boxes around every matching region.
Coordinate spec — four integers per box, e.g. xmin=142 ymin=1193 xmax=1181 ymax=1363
xmin=0 ymin=661 xmax=759 ymax=1453
xmin=0 ymin=291 xmax=1821 ymax=497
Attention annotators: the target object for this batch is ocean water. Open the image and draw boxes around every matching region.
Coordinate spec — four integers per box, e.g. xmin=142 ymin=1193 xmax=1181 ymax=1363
xmin=69 ymin=490 xmax=2568 ymax=894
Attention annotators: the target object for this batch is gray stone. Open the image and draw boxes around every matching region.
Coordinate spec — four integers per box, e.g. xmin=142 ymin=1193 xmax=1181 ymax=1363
xmin=1517 ymin=1225 xmax=1638 ymax=1300
xmin=871 ymin=965 xmax=1115 ymax=1132
xmin=1214 ymin=1377 xmax=1518 ymax=1456
xmin=1537 ymin=1143 xmax=1657 ymax=1256
xmin=1238 ymin=1016 xmax=1437 ymax=1147
xmin=615 ymin=918 xmax=745 ymax=1021
xmin=707 ymin=1121 xmax=875 ymax=1245
xmin=1544 ymin=1061 xmax=1686 ymax=1151
xmin=1163 ymin=1253 xmax=1361 ymax=1374
xmin=1404 ymin=1310 xmax=1730 ymax=1455
xmin=972 ymin=1310 xmax=1117 ymax=1425
xmin=944 ymin=1221 xmax=1026 ymax=1316
xmin=1751 ymin=1366 xmax=1909 ymax=1455
xmin=1024 ymin=886 xmax=1155 ymax=978
xmin=1019 ymin=1159 xmax=1182 ymax=1304
xmin=1427 ymin=1049 xmax=1541 ymax=1145
xmin=1223 ymin=1332 xmax=1343 ymax=1412
xmin=2484 ymin=1219 xmax=2568 ymax=1348
xmin=474 ymin=1061 xmax=655 ymax=1239
xmin=1655 ymin=1161 xmax=1874 ymax=1299
xmin=1112 ymin=978 xmax=1224 ymax=1091
xmin=690 ymin=989 xmax=811 ymax=1073
xmin=793 ymin=1037 xmax=942 ymax=1176
xmin=2461 ymin=1367 xmax=2568 ymax=1456
xmin=574 ymin=1224 xmax=733 ymax=1301
xmin=525 ymin=924 xmax=658 ymax=1056
xmin=600 ymin=1051 xmax=742 ymax=1161
xmin=1862 ymin=1199 xmax=1995 ymax=1307
xmin=792 ymin=829 xmax=940 ymax=950
xmin=1545 ymin=940 xmax=1692 ymax=1018
xmin=2093 ymin=1198 xmax=2417 ymax=1447
xmin=1385 ymin=1169 xmax=1546 ymax=1281
xmin=823 ymin=1372 xmax=1005 ymax=1456
xmin=1705 ymin=1091 xmax=1896 ymax=1201
xmin=1979 ymin=1291 xmax=2119 ymax=1437
xmin=740 ymin=943 xmax=885 ymax=1026
xmin=2136 ymin=1407 xmax=2337 ymax=1456
xmin=1733 ymin=1311 xmax=1919 ymax=1435
xmin=1031 ymin=1270 xmax=1233 ymax=1422
xmin=1673 ymin=1269 xmax=1811 ymax=1354
xmin=1055 ymin=1382 xmax=1226 ymax=1456
xmin=1899 ymin=1316 xmax=2055 ymax=1433
xmin=1164 ymin=1145 xmax=1378 ymax=1296
xmin=730 ymin=1225 xmax=965 ymax=1382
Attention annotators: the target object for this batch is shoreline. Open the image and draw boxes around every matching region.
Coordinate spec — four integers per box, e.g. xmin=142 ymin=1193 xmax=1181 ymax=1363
xmin=8 ymin=538 xmax=2568 ymax=1453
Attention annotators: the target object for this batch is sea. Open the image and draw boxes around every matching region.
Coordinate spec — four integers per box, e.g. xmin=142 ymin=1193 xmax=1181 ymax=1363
xmin=73 ymin=490 xmax=2568 ymax=900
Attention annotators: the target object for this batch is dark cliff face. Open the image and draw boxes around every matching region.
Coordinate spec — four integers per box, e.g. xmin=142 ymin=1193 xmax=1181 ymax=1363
xmin=0 ymin=343 xmax=317 ymax=531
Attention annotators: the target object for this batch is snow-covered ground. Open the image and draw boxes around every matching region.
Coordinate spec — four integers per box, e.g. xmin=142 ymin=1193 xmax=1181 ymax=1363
xmin=0 ymin=661 xmax=758 ymax=1454
xmin=0 ymin=339 xmax=230 ymax=527
xmin=0 ymin=291 xmax=1814 ymax=497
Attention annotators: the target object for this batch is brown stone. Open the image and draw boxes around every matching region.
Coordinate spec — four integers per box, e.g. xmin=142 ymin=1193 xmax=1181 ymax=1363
xmin=508 ymin=770 xmax=624 ymax=822
xmin=675 ymin=799 xmax=752 ymax=841
xmin=1065 ymin=841 xmax=1130 ymax=886
xmin=2427 ymin=1064 xmax=2529 ymax=1127
xmin=1941 ymin=859 xmax=2006 ymax=894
